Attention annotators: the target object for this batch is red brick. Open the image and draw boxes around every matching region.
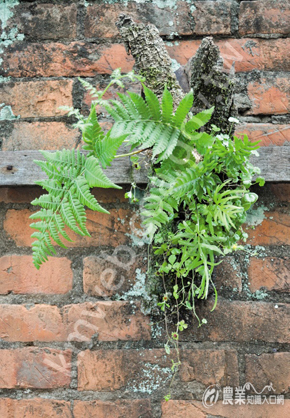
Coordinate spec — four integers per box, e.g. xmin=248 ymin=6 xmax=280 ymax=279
xmin=77 ymin=348 xmax=238 ymax=391
xmin=0 ymin=255 xmax=72 ymax=294
xmin=167 ymin=38 xmax=290 ymax=73
xmin=191 ymin=1 xmax=232 ymax=35
xmin=246 ymin=353 xmax=290 ymax=393
xmin=1 ymin=43 xmax=134 ymax=78
xmin=248 ymin=258 xmax=290 ymax=293
xmin=0 ymin=187 xmax=42 ymax=204
xmin=245 ymin=211 xmax=290 ymax=246
xmin=0 ymin=399 xmax=72 ymax=418
xmin=270 ymin=183 xmax=290 ymax=202
xmin=239 ymin=0 xmax=290 ymax=35
xmin=0 ymin=304 xmax=65 ymax=342
xmin=246 ymin=78 xmax=290 ymax=115
xmin=63 ymin=301 xmax=151 ymax=342
xmin=181 ymin=299 xmax=290 ymax=343
xmin=236 ymin=124 xmax=290 ymax=146
xmin=0 ymin=348 xmax=71 ymax=388
xmin=213 ymin=257 xmax=243 ymax=293
xmin=83 ymin=255 xmax=145 ymax=297
xmin=7 ymin=3 xmax=77 ymax=40
xmin=4 ymin=208 xmax=141 ymax=248
xmin=0 ymin=301 xmax=150 ymax=342
xmin=1 ymin=122 xmax=79 ymax=151
xmin=85 ymin=1 xmax=231 ymax=38
xmin=73 ymin=400 xmax=152 ymax=418
xmin=179 ymin=349 xmax=238 ymax=388
xmin=162 ymin=400 xmax=290 ymax=418
xmin=0 ymin=80 xmax=73 ymax=118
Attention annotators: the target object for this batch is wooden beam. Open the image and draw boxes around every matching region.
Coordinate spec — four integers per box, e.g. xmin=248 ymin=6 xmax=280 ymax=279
xmin=0 ymin=147 xmax=289 ymax=186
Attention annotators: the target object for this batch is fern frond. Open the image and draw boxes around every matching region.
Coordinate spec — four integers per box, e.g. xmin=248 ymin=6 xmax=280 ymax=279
xmin=143 ymin=85 xmax=161 ymax=120
xmin=173 ymin=91 xmax=194 ymax=128
xmin=82 ymin=107 xmax=105 ymax=146
xmin=185 ymin=107 xmax=214 ymax=132
xmin=152 ymin=126 xmax=174 ymax=158
xmin=161 ymin=87 xmax=173 ymax=124
xmin=172 ymin=167 xmax=199 ymax=200
xmin=84 ymin=156 xmax=121 ymax=189
xmin=95 ymin=133 xmax=128 ymax=168
xmin=127 ymin=92 xmax=151 ymax=119
xmin=31 ymin=194 xmax=61 ymax=210
xmin=117 ymin=93 xmax=140 ymax=119
xmin=74 ymin=177 xmax=109 ymax=213
xmin=60 ymin=200 xmax=86 ymax=236
xmin=68 ymin=191 xmax=90 ymax=236
xmin=35 ymin=179 xmax=63 ymax=196
xmin=156 ymin=129 xmax=180 ymax=162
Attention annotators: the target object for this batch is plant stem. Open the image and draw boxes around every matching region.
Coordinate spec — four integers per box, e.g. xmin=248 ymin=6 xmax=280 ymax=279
xmin=115 ymin=148 xmax=147 ymax=158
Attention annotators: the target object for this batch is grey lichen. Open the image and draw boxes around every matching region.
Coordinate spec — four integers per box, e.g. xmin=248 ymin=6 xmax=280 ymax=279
xmin=184 ymin=37 xmax=235 ymax=134
xmin=116 ymin=14 xmax=184 ymax=106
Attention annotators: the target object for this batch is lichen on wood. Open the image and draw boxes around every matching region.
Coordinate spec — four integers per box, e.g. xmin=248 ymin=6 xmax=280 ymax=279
xmin=184 ymin=37 xmax=235 ymax=134
xmin=116 ymin=14 xmax=184 ymax=106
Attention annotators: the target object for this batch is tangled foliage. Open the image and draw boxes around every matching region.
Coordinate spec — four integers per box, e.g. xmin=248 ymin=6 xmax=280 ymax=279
xmin=31 ymin=70 xmax=264 ymax=385
xmin=31 ymin=69 xmax=264 ymax=398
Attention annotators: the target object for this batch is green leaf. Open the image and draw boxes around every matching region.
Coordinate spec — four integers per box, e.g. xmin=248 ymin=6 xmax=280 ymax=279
xmin=96 ymin=132 xmax=128 ymax=168
xmin=185 ymin=107 xmax=214 ymax=131
xmin=75 ymin=176 xmax=109 ymax=213
xmin=85 ymin=156 xmax=121 ymax=189
xmin=173 ymin=91 xmax=193 ymax=128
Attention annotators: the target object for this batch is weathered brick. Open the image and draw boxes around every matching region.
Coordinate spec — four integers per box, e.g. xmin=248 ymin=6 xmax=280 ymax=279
xmin=0 ymin=304 xmax=65 ymax=342
xmin=0 ymin=255 xmax=72 ymax=294
xmin=77 ymin=349 xmax=238 ymax=391
xmin=0 ymin=301 xmax=150 ymax=342
xmin=1 ymin=43 xmax=134 ymax=78
xmin=83 ymin=255 xmax=146 ymax=297
xmin=245 ymin=211 xmax=290 ymax=246
xmin=7 ymin=3 xmax=77 ymax=41
xmin=246 ymin=77 xmax=290 ymax=115
xmin=4 ymin=208 xmax=141 ymax=248
xmin=166 ymin=38 xmax=290 ymax=73
xmin=213 ymin=257 xmax=243 ymax=293
xmin=162 ymin=400 xmax=290 ymax=418
xmin=270 ymin=183 xmax=290 ymax=202
xmin=0 ymin=187 xmax=42 ymax=204
xmin=236 ymin=124 xmax=290 ymax=146
xmin=62 ymin=301 xmax=151 ymax=342
xmin=84 ymin=1 xmax=231 ymax=38
xmin=179 ymin=349 xmax=239 ymax=388
xmin=246 ymin=353 xmax=290 ymax=394
xmin=73 ymin=400 xmax=152 ymax=418
xmin=181 ymin=299 xmax=290 ymax=343
xmin=239 ymin=0 xmax=290 ymax=35
xmin=0 ymin=399 xmax=72 ymax=418
xmin=191 ymin=1 xmax=232 ymax=35
xmin=0 ymin=348 xmax=71 ymax=388
xmin=248 ymin=258 xmax=290 ymax=293
xmin=0 ymin=80 xmax=73 ymax=118
xmin=1 ymin=122 xmax=79 ymax=151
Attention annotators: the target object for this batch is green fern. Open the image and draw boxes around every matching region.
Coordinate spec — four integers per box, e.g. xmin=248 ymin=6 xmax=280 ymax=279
xmin=30 ymin=149 xmax=120 ymax=269
xmin=105 ymin=86 xmax=196 ymax=162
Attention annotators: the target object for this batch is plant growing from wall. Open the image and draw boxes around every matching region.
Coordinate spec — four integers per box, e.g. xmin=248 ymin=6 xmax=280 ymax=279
xmin=30 ymin=68 xmax=264 ymax=399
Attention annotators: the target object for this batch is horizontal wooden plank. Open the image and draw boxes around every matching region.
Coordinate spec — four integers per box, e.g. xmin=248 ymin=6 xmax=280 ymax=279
xmin=0 ymin=150 xmax=148 ymax=186
xmin=0 ymin=147 xmax=289 ymax=186
xmin=250 ymin=146 xmax=290 ymax=182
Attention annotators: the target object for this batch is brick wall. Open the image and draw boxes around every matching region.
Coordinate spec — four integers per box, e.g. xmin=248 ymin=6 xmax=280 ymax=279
xmin=0 ymin=1 xmax=289 ymax=417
